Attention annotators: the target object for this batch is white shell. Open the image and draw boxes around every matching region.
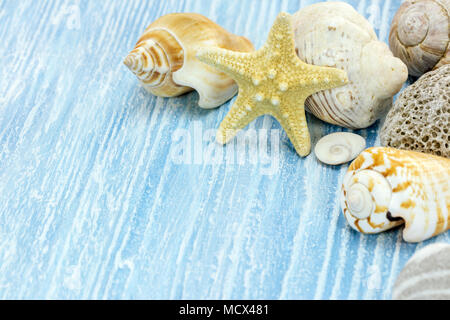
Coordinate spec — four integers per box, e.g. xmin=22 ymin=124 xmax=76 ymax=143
xmin=292 ymin=2 xmax=408 ymax=129
xmin=124 ymin=13 xmax=254 ymax=109
xmin=341 ymin=147 xmax=450 ymax=242
xmin=393 ymin=243 xmax=450 ymax=300
xmin=314 ymin=132 xmax=365 ymax=165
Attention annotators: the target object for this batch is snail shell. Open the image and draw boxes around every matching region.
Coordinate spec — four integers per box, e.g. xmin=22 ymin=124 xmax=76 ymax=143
xmin=314 ymin=132 xmax=366 ymax=165
xmin=292 ymin=2 xmax=408 ymax=129
xmin=389 ymin=0 xmax=450 ymax=77
xmin=341 ymin=147 xmax=450 ymax=242
xmin=124 ymin=13 xmax=254 ymax=109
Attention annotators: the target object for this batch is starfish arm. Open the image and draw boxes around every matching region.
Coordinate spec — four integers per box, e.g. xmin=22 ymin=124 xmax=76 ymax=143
xmin=276 ymin=96 xmax=311 ymax=157
xmin=216 ymin=94 xmax=263 ymax=144
xmin=313 ymin=65 xmax=348 ymax=91
xmin=292 ymin=65 xmax=349 ymax=96
xmin=196 ymin=46 xmax=254 ymax=82
xmin=265 ymin=12 xmax=297 ymax=59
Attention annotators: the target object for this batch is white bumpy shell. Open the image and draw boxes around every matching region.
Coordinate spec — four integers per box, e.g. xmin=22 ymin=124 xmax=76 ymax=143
xmin=341 ymin=147 xmax=450 ymax=242
xmin=124 ymin=13 xmax=254 ymax=109
xmin=292 ymin=2 xmax=408 ymax=129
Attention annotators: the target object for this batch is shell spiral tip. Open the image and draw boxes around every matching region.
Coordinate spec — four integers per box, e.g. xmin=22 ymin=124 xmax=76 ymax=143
xmin=123 ymin=55 xmax=134 ymax=70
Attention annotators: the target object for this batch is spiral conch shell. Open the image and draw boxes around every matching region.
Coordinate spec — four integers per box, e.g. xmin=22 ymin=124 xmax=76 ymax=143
xmin=292 ymin=2 xmax=408 ymax=129
xmin=389 ymin=0 xmax=450 ymax=77
xmin=124 ymin=13 xmax=254 ymax=109
xmin=341 ymin=147 xmax=450 ymax=242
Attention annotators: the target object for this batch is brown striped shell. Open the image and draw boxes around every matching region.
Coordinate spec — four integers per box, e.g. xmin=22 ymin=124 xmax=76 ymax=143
xmin=341 ymin=147 xmax=450 ymax=242
xmin=389 ymin=0 xmax=450 ymax=77
xmin=124 ymin=13 xmax=254 ymax=109
xmin=292 ymin=2 xmax=408 ymax=129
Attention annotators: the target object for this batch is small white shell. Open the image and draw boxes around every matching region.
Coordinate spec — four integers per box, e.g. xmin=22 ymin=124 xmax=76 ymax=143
xmin=393 ymin=243 xmax=450 ymax=300
xmin=314 ymin=132 xmax=365 ymax=165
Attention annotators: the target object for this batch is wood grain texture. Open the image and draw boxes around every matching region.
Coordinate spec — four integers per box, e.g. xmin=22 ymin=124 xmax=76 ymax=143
xmin=0 ymin=0 xmax=448 ymax=299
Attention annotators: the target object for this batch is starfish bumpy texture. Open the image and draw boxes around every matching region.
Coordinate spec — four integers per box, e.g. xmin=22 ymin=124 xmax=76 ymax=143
xmin=196 ymin=12 xmax=349 ymax=156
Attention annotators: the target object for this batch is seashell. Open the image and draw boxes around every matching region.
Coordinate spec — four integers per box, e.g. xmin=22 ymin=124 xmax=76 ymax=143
xmin=389 ymin=0 xmax=450 ymax=77
xmin=314 ymin=132 xmax=365 ymax=165
xmin=292 ymin=2 xmax=408 ymax=129
xmin=124 ymin=13 xmax=254 ymax=109
xmin=340 ymin=147 xmax=450 ymax=242
xmin=393 ymin=243 xmax=450 ymax=300
xmin=380 ymin=64 xmax=450 ymax=158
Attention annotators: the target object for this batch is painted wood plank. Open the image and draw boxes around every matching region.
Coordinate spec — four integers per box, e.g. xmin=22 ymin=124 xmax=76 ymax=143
xmin=0 ymin=0 xmax=448 ymax=299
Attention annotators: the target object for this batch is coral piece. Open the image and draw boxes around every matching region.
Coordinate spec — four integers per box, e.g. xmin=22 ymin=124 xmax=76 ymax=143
xmin=380 ymin=65 xmax=450 ymax=158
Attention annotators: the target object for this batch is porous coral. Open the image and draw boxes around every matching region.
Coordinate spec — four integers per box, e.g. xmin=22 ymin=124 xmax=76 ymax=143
xmin=380 ymin=64 xmax=450 ymax=158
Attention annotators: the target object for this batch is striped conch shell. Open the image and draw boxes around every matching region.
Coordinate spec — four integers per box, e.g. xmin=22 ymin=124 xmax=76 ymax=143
xmin=292 ymin=2 xmax=408 ymax=129
xmin=341 ymin=147 xmax=450 ymax=242
xmin=393 ymin=243 xmax=450 ymax=300
xmin=124 ymin=13 xmax=254 ymax=109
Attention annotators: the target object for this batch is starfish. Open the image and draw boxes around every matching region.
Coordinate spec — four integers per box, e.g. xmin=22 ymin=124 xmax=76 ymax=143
xmin=196 ymin=12 xmax=348 ymax=156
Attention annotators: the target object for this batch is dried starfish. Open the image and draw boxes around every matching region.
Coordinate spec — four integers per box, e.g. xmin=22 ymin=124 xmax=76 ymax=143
xmin=196 ymin=12 xmax=348 ymax=156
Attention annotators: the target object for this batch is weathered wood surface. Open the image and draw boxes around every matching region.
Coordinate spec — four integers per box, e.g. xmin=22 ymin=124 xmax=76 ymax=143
xmin=0 ymin=0 xmax=448 ymax=299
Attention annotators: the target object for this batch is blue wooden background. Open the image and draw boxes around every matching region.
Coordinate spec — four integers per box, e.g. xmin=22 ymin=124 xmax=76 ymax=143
xmin=0 ymin=0 xmax=448 ymax=300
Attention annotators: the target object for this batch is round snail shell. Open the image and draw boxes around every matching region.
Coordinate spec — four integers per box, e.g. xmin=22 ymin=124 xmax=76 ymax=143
xmin=341 ymin=147 xmax=450 ymax=242
xmin=124 ymin=13 xmax=254 ymax=109
xmin=292 ymin=2 xmax=408 ymax=129
xmin=314 ymin=132 xmax=366 ymax=165
xmin=389 ymin=0 xmax=450 ymax=77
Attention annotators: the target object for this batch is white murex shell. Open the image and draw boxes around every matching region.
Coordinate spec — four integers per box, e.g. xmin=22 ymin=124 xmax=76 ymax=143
xmin=124 ymin=13 xmax=254 ymax=109
xmin=314 ymin=132 xmax=365 ymax=165
xmin=340 ymin=147 xmax=450 ymax=242
xmin=292 ymin=2 xmax=408 ymax=129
